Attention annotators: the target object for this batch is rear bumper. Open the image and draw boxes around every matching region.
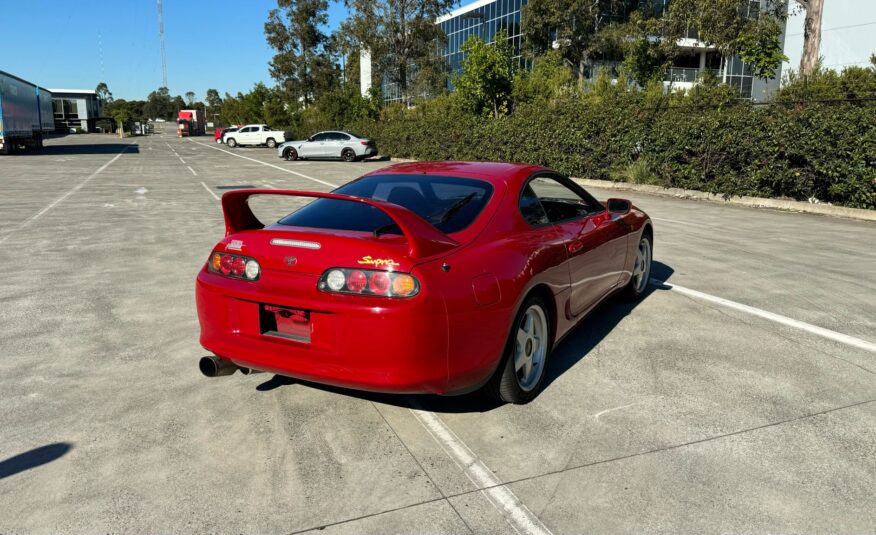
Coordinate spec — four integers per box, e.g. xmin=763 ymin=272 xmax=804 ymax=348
xmin=196 ymin=269 xmax=451 ymax=394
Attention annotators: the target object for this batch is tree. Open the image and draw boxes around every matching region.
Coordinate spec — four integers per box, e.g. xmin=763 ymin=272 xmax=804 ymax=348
xmin=341 ymin=0 xmax=453 ymax=102
xmin=185 ymin=91 xmax=196 ymax=106
xmin=95 ymin=82 xmax=113 ymax=103
xmin=452 ymin=30 xmax=515 ymax=117
xmin=205 ymin=89 xmax=222 ymax=109
xmin=145 ymin=86 xmax=174 ymax=120
xmin=797 ymin=0 xmax=824 ymax=76
xmin=512 ymin=50 xmax=575 ymax=105
xmin=265 ymin=0 xmax=339 ymax=106
xmin=522 ymin=0 xmax=630 ymax=83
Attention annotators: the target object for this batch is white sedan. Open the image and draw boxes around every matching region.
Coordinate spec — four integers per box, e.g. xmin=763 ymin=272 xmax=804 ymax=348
xmin=277 ymin=131 xmax=378 ymax=162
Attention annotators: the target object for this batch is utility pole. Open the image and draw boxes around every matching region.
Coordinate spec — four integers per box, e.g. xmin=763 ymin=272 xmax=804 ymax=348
xmin=157 ymin=0 xmax=168 ymax=88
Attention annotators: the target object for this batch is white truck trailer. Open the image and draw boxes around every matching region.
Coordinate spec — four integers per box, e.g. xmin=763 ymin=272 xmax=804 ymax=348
xmin=0 ymin=70 xmax=54 ymax=154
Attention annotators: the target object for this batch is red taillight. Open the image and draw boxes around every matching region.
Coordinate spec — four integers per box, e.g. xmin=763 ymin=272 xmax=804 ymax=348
xmin=208 ymin=251 xmax=260 ymax=281
xmin=360 ymin=140 xmax=369 ymax=145
xmin=347 ymin=270 xmax=367 ymax=292
xmin=220 ymin=254 xmax=233 ymax=275
xmin=318 ymin=268 xmax=419 ymax=298
xmin=369 ymin=272 xmax=391 ymax=294
xmin=231 ymin=256 xmax=246 ymax=277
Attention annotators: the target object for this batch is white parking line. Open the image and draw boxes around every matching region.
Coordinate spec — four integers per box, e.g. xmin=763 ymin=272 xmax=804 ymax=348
xmin=187 ymin=138 xmax=339 ymax=188
xmin=409 ymin=405 xmax=554 ymax=535
xmin=179 ymin=157 xmax=187 ymax=164
xmin=0 ymin=144 xmax=131 ymax=245
xmin=187 ymin=166 xmax=198 ymax=176
xmin=200 ymin=182 xmax=220 ymax=201
xmin=651 ymin=217 xmax=701 ymax=228
xmin=653 ymin=279 xmax=876 ymax=353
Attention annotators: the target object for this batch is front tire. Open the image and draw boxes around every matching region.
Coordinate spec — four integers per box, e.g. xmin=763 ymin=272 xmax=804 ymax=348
xmin=486 ymin=294 xmax=552 ymax=404
xmin=226 ymin=138 xmax=237 ymax=148
xmin=624 ymin=233 xmax=652 ymax=300
xmin=266 ymin=138 xmax=277 ymax=149
xmin=341 ymin=148 xmax=356 ymax=162
xmin=283 ymin=147 xmax=298 ymax=161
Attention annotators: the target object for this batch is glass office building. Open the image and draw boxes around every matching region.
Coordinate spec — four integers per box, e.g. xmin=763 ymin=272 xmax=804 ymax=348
xmin=381 ymin=0 xmax=783 ymax=103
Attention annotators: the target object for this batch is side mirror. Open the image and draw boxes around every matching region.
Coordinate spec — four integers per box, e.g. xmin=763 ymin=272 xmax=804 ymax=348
xmin=607 ymin=198 xmax=632 ymax=215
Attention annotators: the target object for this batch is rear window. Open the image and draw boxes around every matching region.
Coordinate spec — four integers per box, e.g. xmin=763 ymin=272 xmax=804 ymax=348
xmin=277 ymin=174 xmax=493 ymax=235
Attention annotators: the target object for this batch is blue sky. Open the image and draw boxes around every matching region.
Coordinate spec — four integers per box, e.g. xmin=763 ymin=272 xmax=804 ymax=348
xmin=2 ymin=0 xmax=350 ymax=101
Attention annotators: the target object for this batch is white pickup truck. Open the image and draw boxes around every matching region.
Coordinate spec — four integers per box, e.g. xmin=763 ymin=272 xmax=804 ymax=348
xmin=222 ymin=124 xmax=286 ymax=148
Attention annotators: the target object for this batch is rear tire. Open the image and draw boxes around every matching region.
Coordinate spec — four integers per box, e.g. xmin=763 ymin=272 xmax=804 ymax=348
xmin=226 ymin=138 xmax=237 ymax=148
xmin=486 ymin=294 xmax=552 ymax=404
xmin=266 ymin=138 xmax=277 ymax=148
xmin=624 ymin=233 xmax=652 ymax=300
xmin=284 ymin=147 xmax=298 ymax=161
xmin=341 ymin=148 xmax=356 ymax=162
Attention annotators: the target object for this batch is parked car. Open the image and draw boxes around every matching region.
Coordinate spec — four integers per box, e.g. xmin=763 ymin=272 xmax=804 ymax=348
xmin=214 ymin=126 xmax=238 ymax=144
xmin=222 ymin=124 xmax=286 ymax=148
xmin=196 ymin=161 xmax=653 ymax=404
xmin=277 ymin=131 xmax=377 ymax=162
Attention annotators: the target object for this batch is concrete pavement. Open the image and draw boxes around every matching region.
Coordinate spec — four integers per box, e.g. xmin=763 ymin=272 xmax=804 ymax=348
xmin=0 ymin=132 xmax=873 ymax=534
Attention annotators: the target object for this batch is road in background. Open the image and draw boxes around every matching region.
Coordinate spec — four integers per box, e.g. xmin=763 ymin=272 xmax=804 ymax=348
xmin=1 ymin=133 xmax=873 ymax=533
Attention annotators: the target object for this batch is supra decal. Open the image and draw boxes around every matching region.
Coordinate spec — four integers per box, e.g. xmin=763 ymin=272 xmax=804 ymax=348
xmin=357 ymin=256 xmax=400 ymax=267
xmin=227 ymin=239 xmax=244 ymax=251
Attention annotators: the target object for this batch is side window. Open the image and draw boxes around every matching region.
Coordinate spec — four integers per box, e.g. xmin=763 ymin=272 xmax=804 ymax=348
xmin=312 ymin=133 xmax=328 ymax=142
xmin=528 ymin=176 xmax=602 ymax=223
xmin=240 ymin=127 xmax=252 ymax=133
xmin=519 ymin=184 xmax=550 ymax=226
xmin=336 ymin=133 xmax=351 ymax=141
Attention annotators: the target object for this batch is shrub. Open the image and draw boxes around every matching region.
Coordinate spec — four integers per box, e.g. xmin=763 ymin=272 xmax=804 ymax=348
xmin=361 ymin=93 xmax=875 ymax=209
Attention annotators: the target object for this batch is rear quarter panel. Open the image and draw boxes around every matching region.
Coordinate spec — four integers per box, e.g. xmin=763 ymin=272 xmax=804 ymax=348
xmin=416 ymin=206 xmax=570 ymax=392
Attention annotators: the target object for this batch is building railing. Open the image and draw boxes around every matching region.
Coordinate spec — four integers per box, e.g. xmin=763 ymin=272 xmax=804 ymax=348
xmin=665 ymin=67 xmax=720 ymax=83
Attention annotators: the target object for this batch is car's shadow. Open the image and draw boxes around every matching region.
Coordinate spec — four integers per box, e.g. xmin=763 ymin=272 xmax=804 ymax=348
xmin=11 ymin=142 xmax=140 ymax=156
xmin=256 ymin=261 xmax=674 ymax=414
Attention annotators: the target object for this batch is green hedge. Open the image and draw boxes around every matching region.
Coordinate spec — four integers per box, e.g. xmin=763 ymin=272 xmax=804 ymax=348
xmin=351 ymin=97 xmax=876 ymax=209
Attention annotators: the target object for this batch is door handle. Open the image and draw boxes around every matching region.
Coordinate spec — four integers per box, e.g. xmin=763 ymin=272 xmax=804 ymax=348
xmin=568 ymin=240 xmax=584 ymax=253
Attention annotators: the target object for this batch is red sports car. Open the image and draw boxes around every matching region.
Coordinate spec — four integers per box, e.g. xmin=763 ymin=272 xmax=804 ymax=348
xmin=196 ymin=162 xmax=653 ymax=403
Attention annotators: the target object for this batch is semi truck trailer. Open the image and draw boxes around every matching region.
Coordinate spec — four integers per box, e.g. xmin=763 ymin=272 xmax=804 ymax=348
xmin=0 ymin=70 xmax=54 ymax=154
xmin=177 ymin=109 xmax=205 ymax=137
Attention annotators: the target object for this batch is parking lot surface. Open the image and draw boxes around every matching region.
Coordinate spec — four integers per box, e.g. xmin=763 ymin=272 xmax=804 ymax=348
xmin=1 ymin=133 xmax=874 ymax=534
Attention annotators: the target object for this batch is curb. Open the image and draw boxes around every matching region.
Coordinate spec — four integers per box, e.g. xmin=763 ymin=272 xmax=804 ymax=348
xmin=387 ymin=158 xmax=875 ymax=222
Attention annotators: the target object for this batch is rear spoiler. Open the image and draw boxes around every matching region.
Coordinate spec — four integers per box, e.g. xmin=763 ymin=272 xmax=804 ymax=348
xmin=221 ymin=189 xmax=459 ymax=258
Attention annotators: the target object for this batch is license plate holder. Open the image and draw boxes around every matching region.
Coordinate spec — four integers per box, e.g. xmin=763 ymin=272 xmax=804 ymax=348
xmin=260 ymin=305 xmax=311 ymax=343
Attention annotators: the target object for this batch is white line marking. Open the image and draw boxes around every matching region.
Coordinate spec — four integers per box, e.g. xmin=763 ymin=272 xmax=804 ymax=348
xmin=651 ymin=217 xmax=700 ymax=227
xmin=0 ymin=145 xmax=131 ymax=245
xmin=200 ymin=182 xmax=220 ymax=201
xmin=187 ymin=166 xmax=198 ymax=176
xmin=187 ymin=138 xmax=338 ymax=188
xmin=592 ymin=402 xmax=642 ymax=421
xmin=179 ymin=157 xmax=186 ymax=164
xmin=653 ymin=279 xmax=876 ymax=353
xmin=409 ymin=406 xmax=553 ymax=535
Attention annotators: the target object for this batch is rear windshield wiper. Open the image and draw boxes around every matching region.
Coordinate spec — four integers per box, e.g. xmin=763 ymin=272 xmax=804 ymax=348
xmin=438 ymin=192 xmax=477 ymax=225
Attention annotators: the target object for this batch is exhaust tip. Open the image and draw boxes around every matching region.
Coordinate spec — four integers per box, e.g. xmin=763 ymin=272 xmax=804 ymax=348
xmin=199 ymin=355 xmax=237 ymax=377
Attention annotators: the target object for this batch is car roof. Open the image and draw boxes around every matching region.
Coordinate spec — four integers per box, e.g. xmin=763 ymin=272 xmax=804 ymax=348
xmin=362 ymin=161 xmax=548 ymax=186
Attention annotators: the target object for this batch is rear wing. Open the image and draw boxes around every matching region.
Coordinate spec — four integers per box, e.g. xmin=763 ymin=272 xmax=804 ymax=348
xmin=221 ymin=189 xmax=459 ymax=259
